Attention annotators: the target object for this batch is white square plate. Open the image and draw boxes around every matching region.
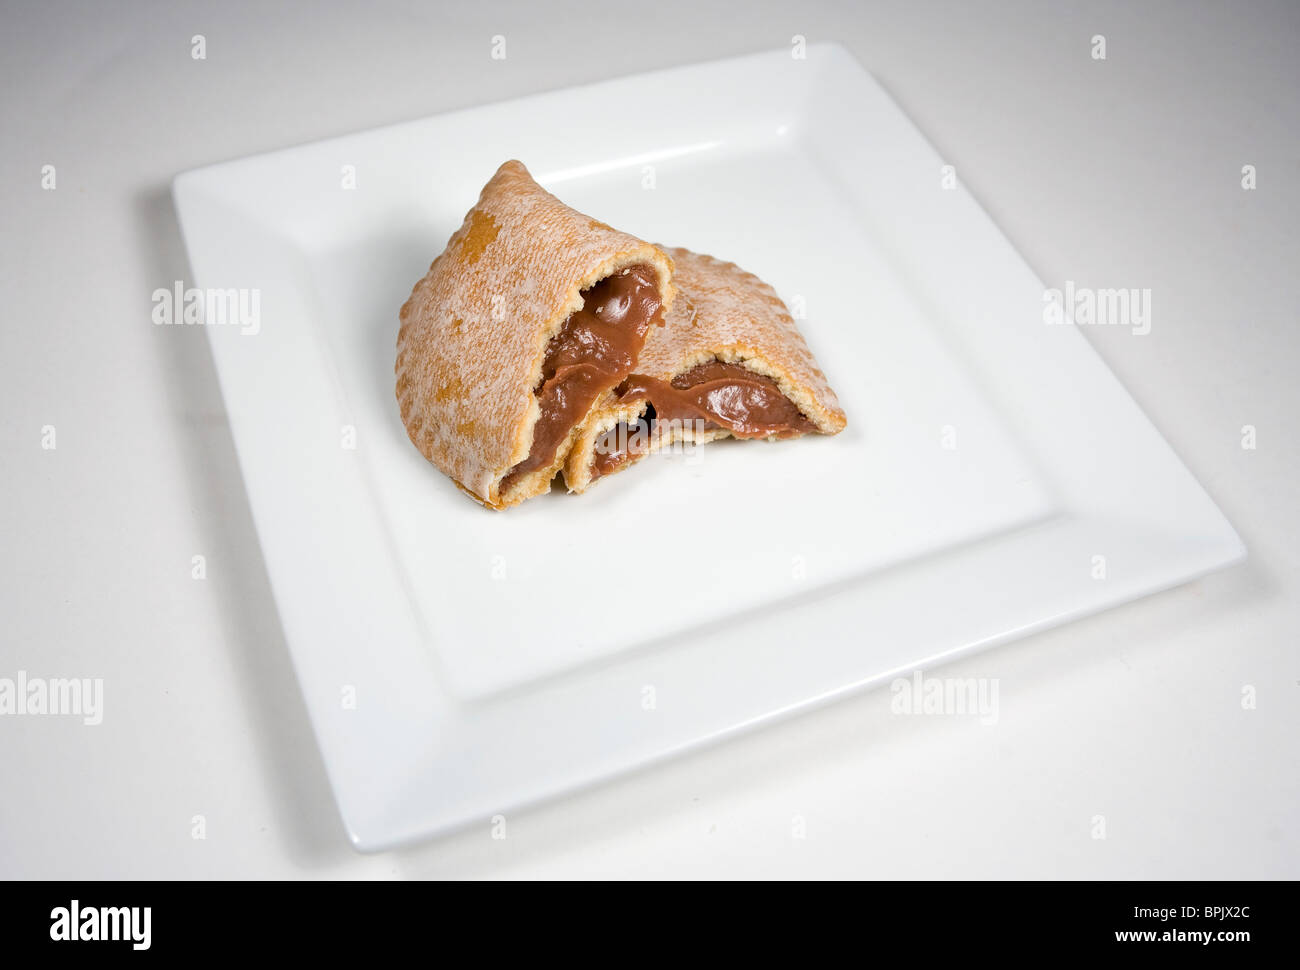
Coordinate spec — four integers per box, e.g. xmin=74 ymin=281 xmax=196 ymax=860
xmin=174 ymin=44 xmax=1244 ymax=850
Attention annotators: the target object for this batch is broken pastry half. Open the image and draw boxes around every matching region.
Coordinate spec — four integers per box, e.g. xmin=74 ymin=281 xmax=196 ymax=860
xmin=564 ymin=247 xmax=847 ymax=492
xmin=396 ymin=160 xmax=676 ymax=508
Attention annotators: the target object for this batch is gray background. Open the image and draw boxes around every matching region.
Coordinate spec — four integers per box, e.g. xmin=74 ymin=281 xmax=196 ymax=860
xmin=1 ymin=0 xmax=1296 ymax=877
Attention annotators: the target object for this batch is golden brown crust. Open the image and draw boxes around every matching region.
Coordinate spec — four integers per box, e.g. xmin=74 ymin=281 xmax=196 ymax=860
xmin=564 ymin=247 xmax=846 ymax=492
xmin=396 ymin=160 xmax=675 ymax=508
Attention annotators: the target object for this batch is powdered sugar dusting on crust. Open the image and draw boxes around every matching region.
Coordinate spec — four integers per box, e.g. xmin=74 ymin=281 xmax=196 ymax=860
xmin=396 ymin=161 xmax=674 ymax=507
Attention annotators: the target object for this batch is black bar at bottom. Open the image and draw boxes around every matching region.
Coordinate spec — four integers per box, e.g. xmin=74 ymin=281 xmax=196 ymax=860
xmin=0 ymin=879 xmax=1281 ymax=955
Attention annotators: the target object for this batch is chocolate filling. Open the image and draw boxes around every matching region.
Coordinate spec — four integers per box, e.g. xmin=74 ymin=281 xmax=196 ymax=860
xmin=591 ymin=361 xmax=816 ymax=479
xmin=500 ymin=265 xmax=663 ymax=493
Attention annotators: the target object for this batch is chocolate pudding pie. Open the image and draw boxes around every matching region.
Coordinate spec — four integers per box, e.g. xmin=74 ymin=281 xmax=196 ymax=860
xmin=396 ymin=160 xmax=675 ymax=508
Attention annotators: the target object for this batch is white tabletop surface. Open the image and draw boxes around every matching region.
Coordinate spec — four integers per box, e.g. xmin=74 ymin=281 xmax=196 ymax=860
xmin=1 ymin=0 xmax=1296 ymax=879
